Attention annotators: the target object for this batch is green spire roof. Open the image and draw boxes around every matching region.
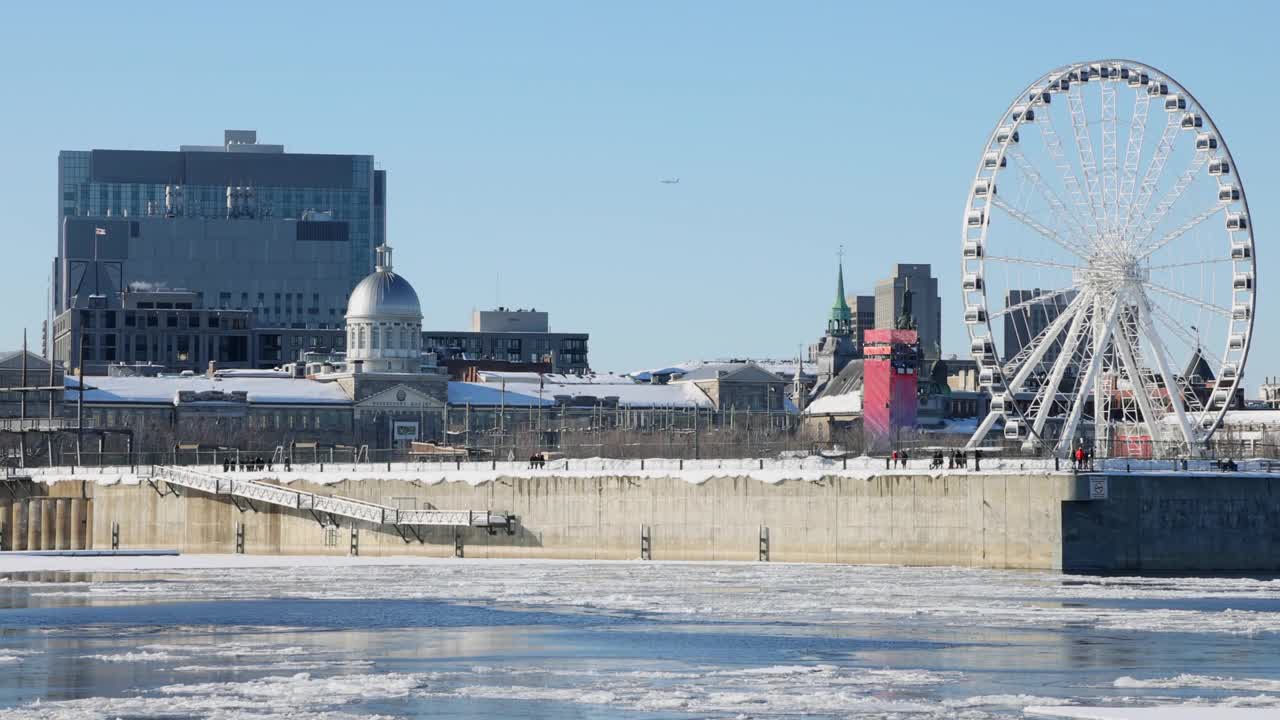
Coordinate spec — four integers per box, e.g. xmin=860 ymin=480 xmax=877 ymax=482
xmin=830 ymin=261 xmax=852 ymax=323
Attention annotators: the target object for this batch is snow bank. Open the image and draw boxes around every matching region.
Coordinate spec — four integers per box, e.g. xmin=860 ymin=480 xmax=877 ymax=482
xmin=19 ymin=453 xmax=1280 ymax=488
xmin=16 ymin=454 xmax=1064 ymax=488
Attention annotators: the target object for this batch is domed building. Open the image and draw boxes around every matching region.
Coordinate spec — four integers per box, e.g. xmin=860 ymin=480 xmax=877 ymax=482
xmin=332 ymin=244 xmax=448 ymax=447
xmin=345 ymin=245 xmax=423 ymax=374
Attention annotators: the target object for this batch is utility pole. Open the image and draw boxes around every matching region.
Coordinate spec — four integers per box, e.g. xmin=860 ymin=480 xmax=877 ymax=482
xmin=693 ymin=406 xmax=700 ymax=460
xmin=19 ymin=330 xmax=27 ymax=467
xmin=76 ymin=336 xmax=85 ymax=465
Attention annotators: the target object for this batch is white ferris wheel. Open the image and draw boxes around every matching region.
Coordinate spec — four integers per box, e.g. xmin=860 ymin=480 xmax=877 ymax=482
xmin=962 ymin=60 xmax=1256 ymax=459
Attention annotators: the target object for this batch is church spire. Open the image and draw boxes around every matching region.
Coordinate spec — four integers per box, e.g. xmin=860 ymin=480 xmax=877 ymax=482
xmin=828 ymin=247 xmax=852 ymax=335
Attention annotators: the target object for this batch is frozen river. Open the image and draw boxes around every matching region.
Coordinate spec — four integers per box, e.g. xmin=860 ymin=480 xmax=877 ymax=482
xmin=1 ymin=555 xmax=1279 ymax=719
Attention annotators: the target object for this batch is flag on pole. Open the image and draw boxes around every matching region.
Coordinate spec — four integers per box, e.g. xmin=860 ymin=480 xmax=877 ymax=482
xmin=94 ymin=228 xmax=107 ymax=236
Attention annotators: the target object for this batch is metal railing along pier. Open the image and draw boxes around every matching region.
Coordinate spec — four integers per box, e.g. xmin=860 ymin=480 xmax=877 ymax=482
xmin=146 ymin=465 xmax=514 ymax=532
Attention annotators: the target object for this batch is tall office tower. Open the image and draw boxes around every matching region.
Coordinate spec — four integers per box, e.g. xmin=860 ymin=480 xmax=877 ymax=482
xmin=51 ymin=130 xmax=386 ymax=352
xmin=874 ymin=263 xmax=941 ymax=365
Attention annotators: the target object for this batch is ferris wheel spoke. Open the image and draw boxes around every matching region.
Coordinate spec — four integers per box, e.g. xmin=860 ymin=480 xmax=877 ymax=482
xmin=1146 ymin=256 xmax=1232 ymax=272
xmin=1100 ymin=80 xmax=1119 ymax=235
xmin=991 ymin=285 xmax=1077 ymax=320
xmin=989 ymin=196 xmax=1091 ymax=259
xmin=1033 ymin=110 xmax=1102 ymax=239
xmin=1123 ymin=113 xmax=1181 ymax=238
xmin=1005 ymin=149 xmax=1094 ymax=245
xmin=1065 ymin=82 xmax=1107 ymax=232
xmin=986 ymin=255 xmax=1081 ymax=272
xmin=1143 ymin=281 xmax=1233 ymax=318
xmin=1117 ymin=86 xmax=1152 ymax=233
xmin=1147 ymin=303 xmax=1225 ymax=371
xmin=1136 ymin=203 xmax=1224 ymax=260
xmin=1128 ymin=149 xmax=1212 ymax=249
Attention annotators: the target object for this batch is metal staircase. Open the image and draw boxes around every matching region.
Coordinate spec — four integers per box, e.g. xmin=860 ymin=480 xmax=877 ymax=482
xmin=146 ymin=465 xmax=514 ymax=534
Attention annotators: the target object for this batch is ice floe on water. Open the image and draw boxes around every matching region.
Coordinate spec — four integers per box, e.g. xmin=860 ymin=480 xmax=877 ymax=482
xmin=0 ymin=671 xmax=418 ymax=720
xmin=3 ymin=558 xmax=1280 ymax=718
xmin=8 ymin=557 xmax=1280 ymax=637
xmin=1115 ymin=674 xmax=1280 ymax=693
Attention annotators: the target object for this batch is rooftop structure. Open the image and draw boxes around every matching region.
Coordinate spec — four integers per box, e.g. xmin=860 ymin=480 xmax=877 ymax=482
xmin=472 ymin=308 xmax=549 ymax=333
xmin=424 ymin=308 xmax=589 ymax=374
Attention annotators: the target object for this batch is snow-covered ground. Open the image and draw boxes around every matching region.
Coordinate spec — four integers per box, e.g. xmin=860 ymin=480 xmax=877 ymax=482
xmin=17 ymin=454 xmax=1277 ymax=487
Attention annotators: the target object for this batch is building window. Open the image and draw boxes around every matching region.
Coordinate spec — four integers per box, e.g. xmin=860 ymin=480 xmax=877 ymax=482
xmin=166 ymin=315 xmax=178 ymax=328
xmin=146 ymin=314 xmax=158 ymax=328
xmin=371 ymin=327 xmax=380 ymax=350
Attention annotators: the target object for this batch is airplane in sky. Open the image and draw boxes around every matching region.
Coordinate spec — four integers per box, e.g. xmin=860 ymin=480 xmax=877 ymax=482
xmin=660 ymin=177 xmax=680 ymax=184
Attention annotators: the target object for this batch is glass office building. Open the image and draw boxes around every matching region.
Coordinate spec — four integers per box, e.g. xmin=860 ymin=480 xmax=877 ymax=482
xmin=54 ymin=130 xmax=386 ymax=320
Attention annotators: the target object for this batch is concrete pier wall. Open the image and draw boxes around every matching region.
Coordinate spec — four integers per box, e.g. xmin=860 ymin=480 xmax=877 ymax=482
xmin=1061 ymin=473 xmax=1280 ymax=572
xmin=51 ymin=471 xmax=1074 ymax=568
xmin=8 ymin=470 xmax=1279 ymax=571
xmin=1 ymin=482 xmax=92 ymax=552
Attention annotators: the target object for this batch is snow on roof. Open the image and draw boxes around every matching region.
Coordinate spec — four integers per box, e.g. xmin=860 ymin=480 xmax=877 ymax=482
xmin=447 ymin=382 xmax=550 ymax=407
xmin=215 ymin=369 xmax=293 ymax=378
xmin=474 ymin=371 xmax=637 ymax=385
xmin=450 ymin=379 xmax=712 ymax=408
xmin=632 ymin=359 xmax=810 ymax=382
xmin=543 ymin=372 xmax=637 ymax=385
xmin=67 ymin=374 xmax=350 ymax=405
xmin=804 ymin=391 xmax=862 ymax=416
xmin=626 ymin=367 xmax=688 ymax=382
xmin=674 ymin=362 xmax=785 ymax=384
xmin=472 ymin=371 xmax=543 ymax=384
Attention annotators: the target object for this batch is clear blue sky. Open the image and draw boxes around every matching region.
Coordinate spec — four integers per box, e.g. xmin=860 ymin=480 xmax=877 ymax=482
xmin=0 ymin=2 xmax=1275 ymax=380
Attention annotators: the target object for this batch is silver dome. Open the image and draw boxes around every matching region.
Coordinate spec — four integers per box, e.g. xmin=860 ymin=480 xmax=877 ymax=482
xmin=345 ymin=245 xmax=422 ymax=320
xmin=346 ymin=271 xmax=422 ymax=320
